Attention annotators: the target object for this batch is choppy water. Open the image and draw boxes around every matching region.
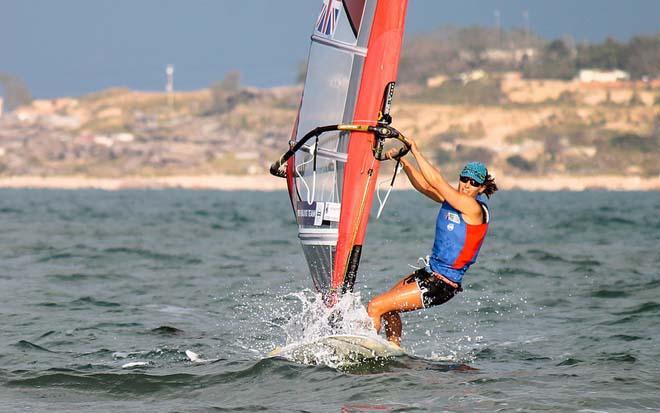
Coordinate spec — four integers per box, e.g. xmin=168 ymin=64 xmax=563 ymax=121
xmin=1 ymin=189 xmax=659 ymax=412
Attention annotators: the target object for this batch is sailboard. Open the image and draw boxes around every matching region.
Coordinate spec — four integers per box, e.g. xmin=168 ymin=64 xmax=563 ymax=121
xmin=268 ymin=334 xmax=404 ymax=364
xmin=270 ymin=0 xmax=410 ymax=306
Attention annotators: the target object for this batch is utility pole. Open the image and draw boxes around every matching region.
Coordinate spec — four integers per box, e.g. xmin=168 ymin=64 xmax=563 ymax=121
xmin=166 ymin=64 xmax=174 ymax=109
xmin=522 ymin=11 xmax=530 ymax=45
xmin=494 ymin=9 xmax=501 ymax=48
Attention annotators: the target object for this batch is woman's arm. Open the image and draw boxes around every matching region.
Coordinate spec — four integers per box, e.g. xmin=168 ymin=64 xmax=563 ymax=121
xmin=409 ymin=141 xmax=483 ymax=219
xmin=398 ymin=156 xmax=444 ymax=203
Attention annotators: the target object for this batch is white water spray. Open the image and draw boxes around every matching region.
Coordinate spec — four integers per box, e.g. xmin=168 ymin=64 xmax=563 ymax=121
xmin=281 ymin=290 xmax=378 ymax=346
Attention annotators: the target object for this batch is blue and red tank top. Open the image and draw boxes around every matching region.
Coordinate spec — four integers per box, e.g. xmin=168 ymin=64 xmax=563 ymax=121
xmin=429 ymin=195 xmax=490 ymax=283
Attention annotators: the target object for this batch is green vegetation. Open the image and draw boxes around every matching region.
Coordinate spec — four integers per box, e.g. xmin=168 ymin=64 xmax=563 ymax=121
xmin=556 ymin=91 xmax=578 ymax=105
xmin=433 ymin=147 xmax=453 ymax=165
xmin=399 ymin=26 xmax=543 ymax=83
xmin=80 ymin=115 xmax=133 ymax=134
xmin=398 ymin=26 xmax=660 ymax=83
xmin=506 ymin=115 xmax=660 ymax=176
xmin=576 ymin=38 xmax=625 ymax=70
xmin=433 ymin=122 xmax=486 ymax=141
xmin=594 ymin=133 xmax=660 ymax=176
xmin=79 ymin=87 xmax=131 ymax=103
xmin=0 ymin=72 xmax=33 ymax=109
xmin=606 ymin=133 xmax=658 ymax=152
xmin=209 ymin=153 xmax=258 ymax=175
xmin=296 ymin=61 xmax=308 ymax=85
xmin=523 ymin=34 xmax=660 ymax=80
xmin=207 ymin=71 xmax=243 ymax=115
xmin=415 ymin=78 xmax=504 ymax=105
xmin=454 ymin=145 xmax=495 ymax=164
xmin=628 ymin=91 xmax=644 ymax=106
xmin=524 ymin=40 xmax=576 ymax=80
xmin=506 ymin=155 xmax=535 ymax=172
xmin=620 ymin=35 xmax=660 ymax=79
xmin=507 ymin=110 xmax=601 ymax=145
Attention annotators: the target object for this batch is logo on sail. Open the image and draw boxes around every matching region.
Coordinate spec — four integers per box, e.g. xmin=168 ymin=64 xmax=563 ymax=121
xmin=316 ymin=0 xmax=342 ymax=37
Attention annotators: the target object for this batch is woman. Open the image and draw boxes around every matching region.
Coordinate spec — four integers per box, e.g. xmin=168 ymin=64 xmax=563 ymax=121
xmin=367 ymin=138 xmax=498 ymax=346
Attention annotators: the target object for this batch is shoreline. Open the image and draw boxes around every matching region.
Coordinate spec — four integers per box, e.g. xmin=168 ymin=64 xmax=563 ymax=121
xmin=0 ymin=174 xmax=658 ymax=191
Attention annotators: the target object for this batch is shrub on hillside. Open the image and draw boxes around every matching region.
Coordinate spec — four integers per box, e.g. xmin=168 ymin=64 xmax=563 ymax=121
xmin=415 ymin=78 xmax=504 ymax=105
xmin=607 ymin=133 xmax=658 ymax=152
xmin=506 ymin=155 xmax=535 ymax=172
xmin=455 ymin=145 xmax=495 ymax=164
xmin=207 ymin=71 xmax=243 ymax=115
xmin=593 ymin=133 xmax=660 ymax=176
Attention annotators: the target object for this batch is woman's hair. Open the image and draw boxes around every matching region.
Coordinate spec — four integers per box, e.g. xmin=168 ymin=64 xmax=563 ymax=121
xmin=482 ymin=174 xmax=498 ymax=198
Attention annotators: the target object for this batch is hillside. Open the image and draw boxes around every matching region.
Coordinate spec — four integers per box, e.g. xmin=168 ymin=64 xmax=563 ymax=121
xmin=1 ymin=74 xmax=658 ymax=190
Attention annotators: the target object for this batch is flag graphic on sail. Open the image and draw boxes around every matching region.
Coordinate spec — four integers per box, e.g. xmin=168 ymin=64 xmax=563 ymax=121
xmin=316 ymin=0 xmax=342 ymax=37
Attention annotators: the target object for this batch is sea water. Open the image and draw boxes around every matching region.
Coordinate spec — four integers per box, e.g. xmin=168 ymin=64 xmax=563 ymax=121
xmin=0 ymin=189 xmax=659 ymax=412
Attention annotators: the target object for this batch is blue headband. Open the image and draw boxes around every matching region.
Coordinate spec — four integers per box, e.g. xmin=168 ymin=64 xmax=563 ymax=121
xmin=460 ymin=162 xmax=488 ymax=185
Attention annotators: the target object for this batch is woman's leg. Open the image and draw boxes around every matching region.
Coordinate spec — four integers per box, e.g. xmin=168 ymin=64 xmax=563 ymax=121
xmin=367 ymin=275 xmax=424 ymax=343
xmin=382 ymin=312 xmax=402 ymax=345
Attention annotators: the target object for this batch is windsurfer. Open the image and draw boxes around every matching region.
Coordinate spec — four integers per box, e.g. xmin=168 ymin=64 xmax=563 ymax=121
xmin=367 ymin=138 xmax=498 ymax=346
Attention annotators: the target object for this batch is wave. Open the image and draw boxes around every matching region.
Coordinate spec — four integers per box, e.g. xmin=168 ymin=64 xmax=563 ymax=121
xmin=80 ymin=322 xmax=143 ymax=330
xmin=5 ymin=357 xmax=288 ymax=394
xmin=536 ymin=297 xmax=571 ymax=307
xmin=596 ymin=352 xmax=637 ymax=363
xmin=497 ymin=267 xmax=544 ymax=278
xmin=12 ymin=340 xmax=54 ymax=353
xmin=6 ymin=370 xmax=201 ymax=394
xmin=70 ymin=296 xmax=121 ymax=308
xmin=590 ymin=289 xmax=630 ymax=299
xmin=601 ymin=315 xmax=640 ymax=325
xmin=554 ymin=214 xmax=638 ymax=231
xmin=524 ymin=249 xmax=571 ymax=263
xmin=46 ymin=272 xmax=124 ymax=282
xmin=557 ymin=357 xmax=583 ymax=366
xmin=614 ymin=301 xmax=660 ymax=316
xmin=640 ymin=278 xmax=660 ymax=290
xmin=37 ymin=252 xmax=78 ymax=262
xmin=102 ymin=247 xmax=203 ymax=264
xmin=149 ymin=326 xmax=185 ymax=336
xmin=609 ymin=334 xmax=646 ymax=342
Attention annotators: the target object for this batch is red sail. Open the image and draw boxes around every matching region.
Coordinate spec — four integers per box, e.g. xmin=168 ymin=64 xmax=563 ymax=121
xmin=333 ymin=0 xmax=408 ymax=292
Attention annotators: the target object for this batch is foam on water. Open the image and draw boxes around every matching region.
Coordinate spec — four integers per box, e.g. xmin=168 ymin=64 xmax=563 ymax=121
xmin=261 ymin=289 xmax=403 ymax=367
xmin=250 ymin=285 xmax=496 ymax=365
xmin=281 ymin=290 xmax=377 ymax=345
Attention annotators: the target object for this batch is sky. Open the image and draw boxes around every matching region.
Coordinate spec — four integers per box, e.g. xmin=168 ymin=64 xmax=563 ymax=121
xmin=1 ymin=0 xmax=659 ymax=98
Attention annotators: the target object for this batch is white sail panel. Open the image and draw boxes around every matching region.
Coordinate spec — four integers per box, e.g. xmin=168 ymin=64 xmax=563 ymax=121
xmin=292 ymin=0 xmax=371 ymax=298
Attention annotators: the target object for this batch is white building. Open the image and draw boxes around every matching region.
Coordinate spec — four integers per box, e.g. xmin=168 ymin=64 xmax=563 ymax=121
xmin=458 ymin=69 xmax=486 ymax=84
xmin=578 ymin=69 xmax=630 ymax=83
xmin=483 ymin=48 xmax=537 ymax=64
xmin=426 ymin=74 xmax=448 ymax=88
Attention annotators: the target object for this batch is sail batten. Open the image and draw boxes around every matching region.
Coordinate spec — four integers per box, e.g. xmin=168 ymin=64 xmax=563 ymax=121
xmin=311 ymin=35 xmax=368 ymax=55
